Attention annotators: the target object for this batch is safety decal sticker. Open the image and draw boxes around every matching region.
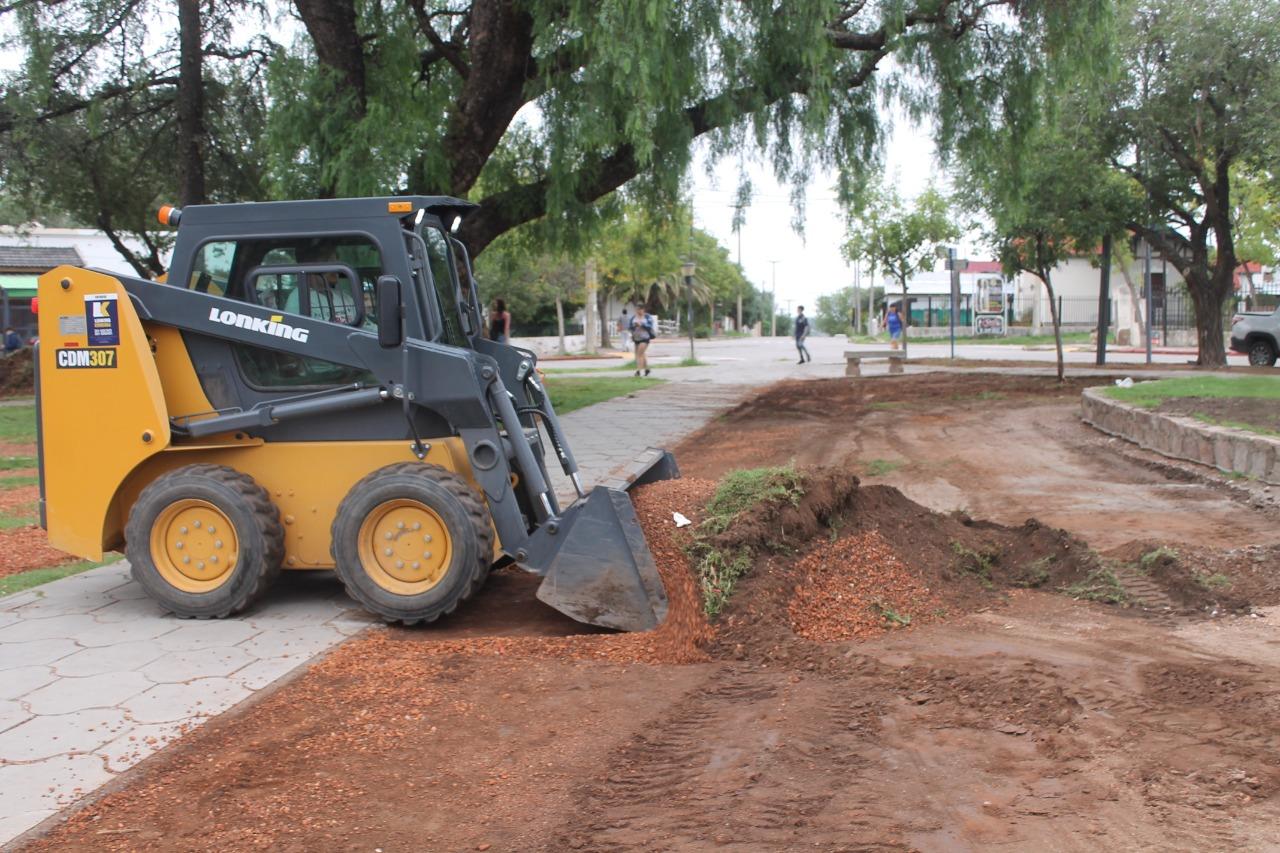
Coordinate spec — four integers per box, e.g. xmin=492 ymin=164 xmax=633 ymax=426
xmin=84 ymin=293 xmax=120 ymax=346
xmin=58 ymin=314 xmax=88 ymax=336
xmin=55 ymin=347 xmax=117 ymax=369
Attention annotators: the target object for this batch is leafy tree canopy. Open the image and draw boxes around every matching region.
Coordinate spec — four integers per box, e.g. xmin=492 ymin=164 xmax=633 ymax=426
xmin=1094 ymin=0 xmax=1280 ymax=365
xmin=1 ymin=0 xmax=1110 ymax=272
xmin=842 ymin=181 xmax=958 ymax=290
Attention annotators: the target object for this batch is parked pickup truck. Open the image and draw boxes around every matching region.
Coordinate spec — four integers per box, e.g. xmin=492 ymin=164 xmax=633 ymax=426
xmin=1230 ymin=307 xmax=1280 ymax=366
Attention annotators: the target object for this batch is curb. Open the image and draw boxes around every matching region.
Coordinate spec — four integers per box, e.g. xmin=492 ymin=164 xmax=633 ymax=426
xmin=1081 ymin=387 xmax=1280 ymax=485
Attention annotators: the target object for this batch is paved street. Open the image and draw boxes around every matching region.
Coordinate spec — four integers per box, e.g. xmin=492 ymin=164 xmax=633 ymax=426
xmin=541 ymin=333 xmax=1256 ymax=379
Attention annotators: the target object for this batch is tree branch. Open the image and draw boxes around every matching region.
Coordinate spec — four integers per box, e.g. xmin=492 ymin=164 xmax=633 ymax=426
xmin=0 ymin=75 xmax=179 ymax=135
xmin=409 ymin=0 xmax=469 ymax=78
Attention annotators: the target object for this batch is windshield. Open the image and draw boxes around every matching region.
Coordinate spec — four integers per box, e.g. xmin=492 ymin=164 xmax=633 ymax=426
xmin=419 ymin=226 xmax=468 ymax=347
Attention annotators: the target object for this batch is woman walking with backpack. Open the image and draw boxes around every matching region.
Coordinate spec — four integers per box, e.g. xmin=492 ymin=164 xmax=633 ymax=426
xmin=628 ymin=304 xmax=657 ymax=376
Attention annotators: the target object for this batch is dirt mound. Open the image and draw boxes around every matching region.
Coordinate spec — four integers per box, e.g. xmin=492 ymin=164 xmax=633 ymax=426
xmin=0 ymin=348 xmax=34 ymax=397
xmin=701 ymin=465 xmax=1275 ymax=662
xmin=701 ymin=465 xmax=858 ymax=557
xmin=788 ymin=531 xmax=942 ymax=641
xmin=1103 ymin=540 xmax=1275 ymax=613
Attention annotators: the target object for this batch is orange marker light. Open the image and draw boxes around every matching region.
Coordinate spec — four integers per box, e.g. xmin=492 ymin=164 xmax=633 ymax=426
xmin=157 ymin=205 xmax=182 ymax=226
xmin=387 ymin=201 xmax=413 ymax=214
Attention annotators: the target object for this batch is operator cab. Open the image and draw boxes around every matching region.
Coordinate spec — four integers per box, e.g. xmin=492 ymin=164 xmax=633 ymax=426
xmin=161 ymin=196 xmax=483 ymax=351
xmin=154 ymin=196 xmax=490 ymax=440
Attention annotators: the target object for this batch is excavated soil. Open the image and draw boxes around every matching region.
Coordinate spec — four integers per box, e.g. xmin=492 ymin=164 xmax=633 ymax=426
xmin=0 ymin=458 xmax=73 ymax=578
xmin=19 ymin=373 xmax=1280 ymax=852
xmin=0 ymin=348 xmax=34 ymax=397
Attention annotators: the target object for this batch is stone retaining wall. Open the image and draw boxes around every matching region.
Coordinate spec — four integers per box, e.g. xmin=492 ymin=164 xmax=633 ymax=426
xmin=1081 ymin=387 xmax=1280 ymax=485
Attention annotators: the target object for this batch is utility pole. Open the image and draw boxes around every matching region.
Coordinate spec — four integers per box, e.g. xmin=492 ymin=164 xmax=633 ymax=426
xmin=682 ymin=260 xmax=697 ymax=361
xmin=769 ymin=260 xmax=779 ymax=337
xmin=733 ymin=209 xmax=744 ymax=332
xmin=1144 ymin=235 xmax=1153 ymax=364
xmin=1095 ymin=233 xmax=1112 ymax=365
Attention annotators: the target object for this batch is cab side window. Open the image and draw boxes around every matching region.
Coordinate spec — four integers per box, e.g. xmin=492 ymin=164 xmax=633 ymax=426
xmin=189 ymin=241 xmax=234 ymax=295
xmin=194 ymin=234 xmax=385 ymax=390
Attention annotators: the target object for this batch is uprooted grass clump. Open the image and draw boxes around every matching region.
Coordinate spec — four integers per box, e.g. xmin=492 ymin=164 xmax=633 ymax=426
xmin=1062 ymin=566 xmax=1129 ymax=605
xmin=950 ymin=542 xmax=997 ymax=588
xmin=686 ymin=465 xmax=859 ymax=618
xmin=690 ymin=466 xmax=804 ymax=617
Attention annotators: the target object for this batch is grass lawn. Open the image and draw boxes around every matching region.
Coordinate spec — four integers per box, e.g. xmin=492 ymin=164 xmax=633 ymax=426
xmin=543 ymin=375 xmax=664 ymax=414
xmin=0 ymin=554 xmax=124 ymax=597
xmin=1106 ymin=375 xmax=1280 ymax=437
xmin=1104 ymin=375 xmax=1280 ymax=407
xmin=0 ymin=502 xmax=37 ymax=529
xmin=0 ymin=404 xmax=36 ymax=443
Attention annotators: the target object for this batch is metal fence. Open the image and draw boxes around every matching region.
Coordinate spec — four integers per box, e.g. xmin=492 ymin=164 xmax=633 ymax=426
xmin=1057 ymin=291 xmax=1269 ymax=336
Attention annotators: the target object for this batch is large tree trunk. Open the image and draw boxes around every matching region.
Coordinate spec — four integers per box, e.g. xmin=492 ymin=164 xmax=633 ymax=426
xmin=176 ymin=0 xmax=206 ymax=207
xmin=1186 ymin=267 xmax=1231 ymax=367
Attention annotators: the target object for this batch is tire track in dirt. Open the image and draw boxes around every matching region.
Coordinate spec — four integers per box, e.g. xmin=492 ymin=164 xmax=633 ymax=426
xmin=548 ymin=668 xmax=911 ymax=852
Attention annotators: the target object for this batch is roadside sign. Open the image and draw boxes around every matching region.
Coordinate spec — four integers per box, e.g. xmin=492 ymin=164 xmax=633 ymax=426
xmin=973 ymin=275 xmax=1006 ymax=336
xmin=975 ymin=314 xmax=1005 ymax=335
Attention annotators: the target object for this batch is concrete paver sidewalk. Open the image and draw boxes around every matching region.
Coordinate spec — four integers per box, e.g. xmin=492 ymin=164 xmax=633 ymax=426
xmin=0 ymin=567 xmax=374 ymax=843
xmin=0 ymin=379 xmax=749 ymax=847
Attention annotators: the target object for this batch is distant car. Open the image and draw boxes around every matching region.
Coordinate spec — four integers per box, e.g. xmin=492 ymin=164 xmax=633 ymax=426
xmin=1230 ymin=307 xmax=1280 ymax=366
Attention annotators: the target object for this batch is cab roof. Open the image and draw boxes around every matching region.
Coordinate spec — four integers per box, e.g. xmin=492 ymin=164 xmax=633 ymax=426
xmin=175 ymin=196 xmax=477 ymax=227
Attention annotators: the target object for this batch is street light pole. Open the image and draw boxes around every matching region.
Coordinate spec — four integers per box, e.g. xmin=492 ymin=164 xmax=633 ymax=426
xmin=948 ymin=247 xmax=958 ymax=360
xmin=1143 ymin=235 xmax=1153 ymax=365
xmin=682 ymin=259 xmax=697 ymax=361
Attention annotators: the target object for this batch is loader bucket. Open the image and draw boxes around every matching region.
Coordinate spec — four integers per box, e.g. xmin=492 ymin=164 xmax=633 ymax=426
xmin=594 ymin=447 xmax=682 ymax=493
xmin=520 ymin=449 xmax=681 ymax=631
xmin=524 ymin=488 xmax=668 ymax=631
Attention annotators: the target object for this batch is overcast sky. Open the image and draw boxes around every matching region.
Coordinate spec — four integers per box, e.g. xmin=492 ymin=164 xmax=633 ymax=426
xmin=688 ymin=115 xmax=954 ymax=316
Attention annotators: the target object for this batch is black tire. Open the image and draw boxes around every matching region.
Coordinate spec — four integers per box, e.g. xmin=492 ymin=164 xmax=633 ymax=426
xmin=125 ymin=464 xmax=284 ymax=619
xmin=1247 ymin=338 xmax=1278 ymax=367
xmin=331 ymin=462 xmax=494 ymax=625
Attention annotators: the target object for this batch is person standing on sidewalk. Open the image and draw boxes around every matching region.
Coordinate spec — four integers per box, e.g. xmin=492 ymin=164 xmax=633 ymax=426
xmin=629 ymin=304 xmax=656 ymax=376
xmin=794 ymin=305 xmax=811 ymax=363
xmin=618 ymin=307 xmax=631 ymax=351
xmin=886 ymin=303 xmax=903 ymax=350
xmin=489 ymin=299 xmax=511 ymax=343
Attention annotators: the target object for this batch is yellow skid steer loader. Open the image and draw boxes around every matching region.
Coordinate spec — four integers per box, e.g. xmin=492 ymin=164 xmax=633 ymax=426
xmin=34 ymin=197 xmax=677 ymax=630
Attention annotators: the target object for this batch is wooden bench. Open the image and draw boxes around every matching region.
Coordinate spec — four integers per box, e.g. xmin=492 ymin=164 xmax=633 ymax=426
xmin=844 ymin=349 xmax=905 ymax=377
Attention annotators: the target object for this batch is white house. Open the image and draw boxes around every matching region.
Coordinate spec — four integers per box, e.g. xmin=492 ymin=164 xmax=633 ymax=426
xmin=0 ymin=225 xmax=169 ymax=275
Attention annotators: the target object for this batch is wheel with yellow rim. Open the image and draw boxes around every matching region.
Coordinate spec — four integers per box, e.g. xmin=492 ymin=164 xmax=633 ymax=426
xmin=332 ymin=462 xmax=493 ymax=625
xmin=125 ymin=464 xmax=284 ymax=618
